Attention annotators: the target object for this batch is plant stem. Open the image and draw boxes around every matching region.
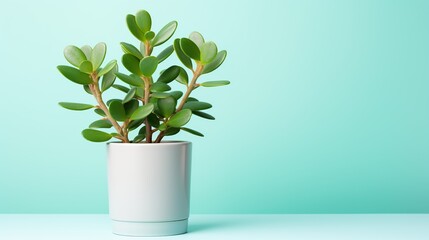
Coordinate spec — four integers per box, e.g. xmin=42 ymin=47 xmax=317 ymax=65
xmin=154 ymin=131 xmax=165 ymax=143
xmin=141 ymin=76 xmax=153 ymax=143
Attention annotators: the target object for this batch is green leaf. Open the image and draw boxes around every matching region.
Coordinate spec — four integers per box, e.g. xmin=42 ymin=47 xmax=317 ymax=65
xmin=123 ymin=87 xmax=136 ymax=103
xmin=147 ymin=113 xmax=160 ymax=128
xmin=64 ymin=45 xmax=87 ymax=67
xmin=135 ymin=87 xmax=144 ymax=98
xmin=157 ymin=66 xmax=180 ymax=83
xmin=157 ymin=96 xmax=177 ymax=118
xmin=79 ymin=60 xmax=93 ymax=74
xmin=58 ymin=102 xmax=94 ymax=111
xmin=180 ymin=38 xmax=200 ymax=60
xmin=202 ymin=50 xmax=227 ymax=74
xmin=158 ymin=123 xmax=167 ymax=131
xmin=193 ymin=110 xmax=215 ymax=120
xmin=152 ymin=21 xmax=178 ymax=46
xmin=91 ymin=42 xmax=107 ymax=70
xmin=120 ymin=42 xmax=143 ymax=59
xmin=169 ymin=91 xmax=183 ymax=100
xmin=174 ymin=39 xmax=192 ymax=69
xmin=98 ymin=60 xmax=117 ymax=76
xmin=82 ymin=129 xmax=112 ymax=142
xmin=189 ymin=31 xmax=205 ymax=48
xmin=112 ymin=84 xmax=130 ymax=93
xmin=151 ymin=92 xmax=170 ymax=98
xmin=144 ymin=31 xmax=155 ymax=41
xmin=101 ymin=64 xmax=118 ymax=92
xmin=200 ymin=80 xmax=230 ymax=87
xmin=139 ymin=56 xmax=158 ymax=77
xmin=107 ymin=99 xmax=122 ymax=106
xmin=83 ymin=85 xmax=92 ymax=95
xmin=187 ymin=97 xmax=198 ymax=102
xmin=122 ymin=54 xmax=142 ymax=75
xmin=167 ymin=109 xmax=192 ymax=127
xmin=156 ymin=45 xmax=174 ymax=63
xmin=124 ymin=99 xmax=139 ymax=117
xmin=165 ymin=127 xmax=180 ymax=136
xmin=126 ymin=14 xmax=145 ymax=41
xmin=109 ymin=100 xmax=127 ymax=121
xmin=151 ymin=82 xmax=171 ymax=92
xmin=89 ymin=119 xmax=112 ymax=128
xmin=183 ymin=101 xmax=212 ymax=111
xmin=176 ymin=67 xmax=189 ymax=85
xmin=139 ymin=126 xmax=147 ymax=135
xmin=181 ymin=127 xmax=204 ymax=137
xmin=200 ymin=41 xmax=218 ymax=64
xmin=80 ymin=45 xmax=92 ymax=60
xmin=57 ymin=65 xmax=92 ymax=85
xmin=128 ymin=118 xmax=145 ymax=131
xmin=94 ymin=108 xmax=106 ymax=117
xmin=115 ymin=72 xmax=143 ymax=87
xmin=140 ymin=42 xmax=146 ymax=56
xmin=130 ymin=103 xmax=154 ymax=120
xmin=133 ymin=134 xmax=146 ymax=143
xmin=135 ymin=10 xmax=152 ymax=33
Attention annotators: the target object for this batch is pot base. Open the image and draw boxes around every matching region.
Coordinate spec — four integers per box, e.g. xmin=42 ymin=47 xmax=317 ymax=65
xmin=112 ymin=219 xmax=188 ymax=237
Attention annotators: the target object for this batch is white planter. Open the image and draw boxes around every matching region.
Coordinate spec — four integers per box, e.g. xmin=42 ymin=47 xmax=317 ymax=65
xmin=107 ymin=141 xmax=192 ymax=237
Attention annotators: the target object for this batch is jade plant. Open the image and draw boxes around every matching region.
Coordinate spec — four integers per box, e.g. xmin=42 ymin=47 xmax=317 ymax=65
xmin=57 ymin=10 xmax=229 ymax=143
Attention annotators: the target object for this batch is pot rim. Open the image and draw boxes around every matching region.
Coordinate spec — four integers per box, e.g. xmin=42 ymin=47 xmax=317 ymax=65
xmin=107 ymin=141 xmax=191 ymax=146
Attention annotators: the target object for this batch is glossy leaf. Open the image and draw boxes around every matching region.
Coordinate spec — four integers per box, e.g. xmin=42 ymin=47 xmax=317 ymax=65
xmin=64 ymin=45 xmax=87 ymax=67
xmin=101 ymin=64 xmax=118 ymax=92
xmin=89 ymin=119 xmax=112 ymax=128
xmin=91 ymin=42 xmax=107 ymax=70
xmin=130 ymin=103 xmax=154 ymax=120
xmin=126 ymin=14 xmax=145 ymax=41
xmin=165 ymin=127 xmax=180 ymax=136
xmin=157 ymin=96 xmax=176 ymax=117
xmin=189 ymin=31 xmax=205 ymax=48
xmin=193 ymin=110 xmax=215 ymax=120
xmin=181 ymin=127 xmax=204 ymax=137
xmin=133 ymin=134 xmax=146 ymax=143
xmin=128 ymin=118 xmax=145 ymax=131
xmin=124 ymin=99 xmax=139 ymax=117
xmin=122 ymin=54 xmax=143 ymax=75
xmin=138 ymin=126 xmax=147 ymax=135
xmin=147 ymin=113 xmax=160 ymax=128
xmin=112 ymin=84 xmax=130 ymax=93
xmin=183 ymin=101 xmax=212 ymax=111
xmin=80 ymin=45 xmax=92 ymax=60
xmin=109 ymin=100 xmax=127 ymax=121
xmin=107 ymin=99 xmax=122 ymax=106
xmin=157 ymin=66 xmax=180 ymax=83
xmin=202 ymin=50 xmax=227 ymax=74
xmin=180 ymin=38 xmax=200 ymax=60
xmin=169 ymin=91 xmax=183 ymax=100
xmin=151 ymin=82 xmax=171 ymax=92
xmin=82 ymin=129 xmax=112 ymax=142
xmin=139 ymin=56 xmax=158 ymax=77
xmin=115 ymin=72 xmax=143 ymax=87
xmin=156 ymin=45 xmax=174 ymax=63
xmin=158 ymin=123 xmax=167 ymax=131
xmin=200 ymin=80 xmax=230 ymax=87
xmin=140 ymin=42 xmax=146 ymax=56
xmin=135 ymin=10 xmax=151 ymax=33
xmin=79 ymin=60 xmax=93 ymax=74
xmin=98 ymin=60 xmax=117 ymax=76
xmin=123 ymin=87 xmax=136 ymax=103
xmin=167 ymin=109 xmax=192 ymax=127
xmin=135 ymin=87 xmax=144 ymax=98
xmin=174 ymin=39 xmax=192 ymax=69
xmin=186 ymin=97 xmax=198 ymax=102
xmin=57 ymin=65 xmax=92 ymax=85
xmin=176 ymin=67 xmax=189 ymax=85
xmin=94 ymin=108 xmax=106 ymax=117
xmin=120 ymin=42 xmax=143 ymax=59
xmin=200 ymin=41 xmax=218 ymax=64
xmin=58 ymin=102 xmax=93 ymax=111
xmin=151 ymin=92 xmax=170 ymax=98
xmin=83 ymin=85 xmax=92 ymax=95
xmin=152 ymin=21 xmax=178 ymax=46
xmin=144 ymin=31 xmax=155 ymax=41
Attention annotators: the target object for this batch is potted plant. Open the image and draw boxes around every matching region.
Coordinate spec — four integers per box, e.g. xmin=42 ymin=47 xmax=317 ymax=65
xmin=57 ymin=9 xmax=229 ymax=237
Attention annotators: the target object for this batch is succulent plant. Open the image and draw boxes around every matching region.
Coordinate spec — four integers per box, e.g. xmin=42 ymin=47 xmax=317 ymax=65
xmin=57 ymin=9 xmax=229 ymax=143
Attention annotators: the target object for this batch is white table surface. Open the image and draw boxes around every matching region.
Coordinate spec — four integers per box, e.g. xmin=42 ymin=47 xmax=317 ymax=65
xmin=0 ymin=214 xmax=428 ymax=240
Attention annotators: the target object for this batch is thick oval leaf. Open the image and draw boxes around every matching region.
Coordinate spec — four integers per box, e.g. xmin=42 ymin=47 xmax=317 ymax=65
xmin=107 ymin=99 xmax=122 ymax=106
xmin=133 ymin=134 xmax=146 ymax=143
xmin=115 ymin=72 xmax=143 ymax=87
xmin=151 ymin=82 xmax=171 ymax=92
xmin=112 ymin=84 xmax=130 ymax=94
xmin=91 ymin=42 xmax=107 ymax=70
xmin=122 ymin=54 xmax=143 ymax=75
xmin=130 ymin=103 xmax=154 ymax=120
xmin=120 ymin=42 xmax=143 ymax=59
xmin=180 ymin=38 xmax=200 ymax=60
xmin=200 ymin=80 xmax=230 ymax=87
xmin=151 ymin=92 xmax=170 ymax=98
xmin=165 ymin=127 xmax=180 ymax=136
xmin=80 ymin=45 xmax=92 ymax=60
xmin=64 ymin=45 xmax=87 ymax=67
xmin=181 ymin=127 xmax=204 ymax=137
xmin=82 ymin=129 xmax=112 ymax=142
xmin=176 ymin=67 xmax=189 ymax=85
xmin=200 ymin=41 xmax=218 ymax=64
xmin=126 ymin=14 xmax=145 ymax=41
xmin=158 ymin=123 xmax=167 ymax=131
xmin=156 ymin=45 xmax=174 ymax=63
xmin=124 ymin=99 xmax=139 ymax=117
xmin=174 ymin=39 xmax=192 ymax=69
xmin=135 ymin=87 xmax=144 ymax=98
xmin=168 ymin=109 xmax=192 ymax=127
xmin=98 ymin=60 xmax=117 ymax=76
xmin=157 ymin=66 xmax=180 ymax=83
xmin=189 ymin=32 xmax=205 ymax=48
xmin=58 ymin=102 xmax=93 ymax=111
xmin=57 ymin=65 xmax=92 ymax=85
xmin=183 ymin=101 xmax=212 ymax=111
xmin=94 ymin=108 xmax=106 ymax=117
xmin=169 ymin=91 xmax=183 ymax=100
xmin=202 ymin=50 xmax=227 ymax=74
xmin=89 ymin=119 xmax=113 ymax=128
xmin=79 ymin=60 xmax=93 ymax=74
xmin=109 ymin=100 xmax=127 ymax=121
xmin=152 ymin=21 xmax=178 ymax=46
xmin=135 ymin=10 xmax=152 ymax=33
xmin=144 ymin=31 xmax=155 ymax=41
xmin=186 ymin=97 xmax=198 ymax=102
xmin=101 ymin=64 xmax=118 ymax=92
xmin=193 ymin=110 xmax=215 ymax=120
xmin=139 ymin=56 xmax=158 ymax=77
xmin=123 ymin=87 xmax=136 ymax=103
xmin=140 ymin=42 xmax=146 ymax=56
xmin=128 ymin=119 xmax=145 ymax=131
xmin=157 ymin=96 xmax=177 ymax=118
xmin=147 ymin=113 xmax=160 ymax=128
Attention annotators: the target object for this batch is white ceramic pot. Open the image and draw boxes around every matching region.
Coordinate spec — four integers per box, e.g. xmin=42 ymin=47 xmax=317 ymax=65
xmin=107 ymin=141 xmax=192 ymax=237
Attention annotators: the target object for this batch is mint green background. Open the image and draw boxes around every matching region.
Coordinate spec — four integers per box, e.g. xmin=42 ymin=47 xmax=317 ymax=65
xmin=1 ymin=0 xmax=428 ymax=213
